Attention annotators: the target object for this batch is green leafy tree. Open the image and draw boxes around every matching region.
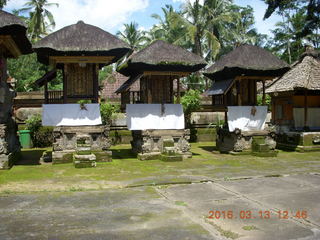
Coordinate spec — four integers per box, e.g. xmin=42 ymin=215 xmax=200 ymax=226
xmin=149 ymin=4 xmax=188 ymax=47
xmin=117 ymin=22 xmax=147 ymax=50
xmin=0 ymin=0 xmax=8 ymax=9
xmin=263 ymin=0 xmax=320 ymax=37
xmin=19 ymin=0 xmax=58 ymax=41
xmin=224 ymin=5 xmax=266 ymax=47
xmin=7 ymin=53 xmax=62 ymax=92
xmin=180 ymin=89 xmax=201 ymax=127
xmin=266 ymin=5 xmax=318 ymax=64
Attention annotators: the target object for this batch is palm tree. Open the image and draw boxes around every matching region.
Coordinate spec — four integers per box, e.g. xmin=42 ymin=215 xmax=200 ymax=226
xmin=117 ymin=22 xmax=147 ymax=50
xmin=271 ymin=8 xmax=308 ymax=63
xmin=19 ymin=0 xmax=58 ymax=41
xmin=169 ymin=0 xmax=233 ymax=60
xmin=149 ymin=4 xmax=187 ymax=46
xmin=221 ymin=5 xmax=267 ymax=51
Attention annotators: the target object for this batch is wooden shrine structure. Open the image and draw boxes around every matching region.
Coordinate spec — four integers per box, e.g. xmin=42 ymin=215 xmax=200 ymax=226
xmin=0 ymin=10 xmax=32 ymax=169
xmin=116 ymin=40 xmax=206 ymax=160
xmin=204 ymin=44 xmax=289 ymax=155
xmin=33 ymin=21 xmax=130 ymax=165
xmin=34 ymin=21 xmax=130 ymax=104
xmin=266 ymin=47 xmax=320 ymax=151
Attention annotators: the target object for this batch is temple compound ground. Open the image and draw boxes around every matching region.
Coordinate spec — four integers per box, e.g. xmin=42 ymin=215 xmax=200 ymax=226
xmin=0 ymin=142 xmax=319 ymax=240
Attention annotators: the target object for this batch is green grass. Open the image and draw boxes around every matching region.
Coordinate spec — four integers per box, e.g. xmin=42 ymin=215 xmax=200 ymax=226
xmin=0 ymin=142 xmax=320 ymax=194
xmin=242 ymin=225 xmax=259 ymax=231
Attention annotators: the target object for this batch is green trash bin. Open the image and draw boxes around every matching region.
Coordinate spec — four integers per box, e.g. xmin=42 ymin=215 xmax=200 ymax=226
xmin=18 ymin=130 xmax=32 ymax=149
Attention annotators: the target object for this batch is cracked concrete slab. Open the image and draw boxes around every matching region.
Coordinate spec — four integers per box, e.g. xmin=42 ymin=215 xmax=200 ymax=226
xmin=0 ymin=187 xmax=218 ymax=240
xmin=0 ymin=174 xmax=319 ymax=240
xmin=158 ymin=174 xmax=320 ymax=240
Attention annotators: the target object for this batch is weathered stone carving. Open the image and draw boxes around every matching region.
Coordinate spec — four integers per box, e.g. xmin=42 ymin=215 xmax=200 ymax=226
xmin=131 ymin=129 xmax=192 ymax=160
xmin=0 ymin=63 xmax=21 ymax=169
xmin=216 ymin=127 xmax=277 ymax=156
xmin=52 ymin=125 xmax=112 ymax=164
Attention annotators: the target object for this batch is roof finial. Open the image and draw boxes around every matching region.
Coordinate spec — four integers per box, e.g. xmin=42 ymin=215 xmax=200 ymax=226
xmin=77 ymin=20 xmax=85 ymax=24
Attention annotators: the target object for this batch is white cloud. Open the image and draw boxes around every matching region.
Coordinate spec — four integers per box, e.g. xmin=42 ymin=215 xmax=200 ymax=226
xmin=5 ymin=0 xmax=149 ymax=33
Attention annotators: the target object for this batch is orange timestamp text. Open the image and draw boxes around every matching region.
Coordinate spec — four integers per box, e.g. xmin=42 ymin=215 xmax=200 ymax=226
xmin=207 ymin=210 xmax=308 ymax=220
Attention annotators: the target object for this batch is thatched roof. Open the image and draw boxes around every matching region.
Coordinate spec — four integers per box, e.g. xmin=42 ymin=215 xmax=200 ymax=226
xmin=266 ymin=50 xmax=320 ymax=93
xmin=117 ymin=40 xmax=207 ymax=76
xmin=204 ymin=44 xmax=289 ymax=80
xmin=33 ymin=21 xmax=131 ymax=65
xmin=0 ymin=10 xmax=32 ymax=55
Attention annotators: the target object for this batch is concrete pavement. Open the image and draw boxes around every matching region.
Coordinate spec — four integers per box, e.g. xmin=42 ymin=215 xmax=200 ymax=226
xmin=0 ymin=173 xmax=320 ymax=239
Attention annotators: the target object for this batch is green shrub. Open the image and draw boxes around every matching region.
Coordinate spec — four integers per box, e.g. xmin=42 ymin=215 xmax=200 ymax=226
xmin=25 ymin=114 xmax=42 ymax=134
xmin=180 ymin=90 xmax=201 ymax=127
xmin=257 ymin=94 xmax=271 ymax=110
xmin=100 ymin=103 xmax=120 ymax=125
xmin=25 ymin=114 xmax=53 ymax=147
xmin=33 ymin=126 xmax=54 ymax=147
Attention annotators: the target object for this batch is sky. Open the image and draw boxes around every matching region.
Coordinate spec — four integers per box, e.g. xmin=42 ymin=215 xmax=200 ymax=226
xmin=4 ymin=0 xmax=282 ymax=36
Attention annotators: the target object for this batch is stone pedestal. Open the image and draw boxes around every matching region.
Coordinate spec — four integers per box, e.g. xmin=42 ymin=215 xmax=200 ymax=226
xmin=0 ymin=122 xmax=21 ymax=169
xmin=0 ymin=80 xmax=20 ymax=170
xmin=276 ymin=131 xmax=320 ymax=152
xmin=216 ymin=127 xmax=277 ymax=157
xmin=131 ymin=129 xmax=191 ymax=161
xmin=52 ymin=125 xmax=112 ymax=164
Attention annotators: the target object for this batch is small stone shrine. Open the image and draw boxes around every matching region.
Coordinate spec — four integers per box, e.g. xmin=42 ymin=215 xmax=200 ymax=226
xmin=266 ymin=47 xmax=320 ymax=152
xmin=33 ymin=21 xmax=130 ymax=166
xmin=204 ymin=44 xmax=289 ymax=156
xmin=0 ymin=10 xmax=32 ymax=169
xmin=116 ymin=40 xmax=206 ymax=161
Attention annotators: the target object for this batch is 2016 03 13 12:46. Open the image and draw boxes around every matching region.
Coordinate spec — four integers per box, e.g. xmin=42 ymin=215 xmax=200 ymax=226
xmin=207 ymin=210 xmax=308 ymax=220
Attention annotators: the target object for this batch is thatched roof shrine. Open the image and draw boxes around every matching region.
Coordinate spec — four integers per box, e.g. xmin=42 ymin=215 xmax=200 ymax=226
xmin=0 ymin=10 xmax=32 ymax=56
xmin=117 ymin=40 xmax=207 ymax=76
xmin=204 ymin=44 xmax=289 ymax=80
xmin=33 ymin=21 xmax=131 ymax=65
xmin=266 ymin=49 xmax=320 ymax=93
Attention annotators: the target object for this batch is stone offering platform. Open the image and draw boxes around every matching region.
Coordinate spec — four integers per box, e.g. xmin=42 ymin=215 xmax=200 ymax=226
xmin=216 ymin=127 xmax=277 ymax=157
xmin=0 ymin=122 xmax=20 ymax=170
xmin=276 ymin=131 xmax=320 ymax=152
xmin=52 ymin=125 xmax=112 ymax=164
xmin=131 ymin=129 xmax=192 ymax=161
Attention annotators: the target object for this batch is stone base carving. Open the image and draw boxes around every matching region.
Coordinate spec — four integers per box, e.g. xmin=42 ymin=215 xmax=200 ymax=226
xmin=276 ymin=131 xmax=320 ymax=152
xmin=0 ymin=122 xmax=21 ymax=170
xmin=131 ymin=129 xmax=192 ymax=161
xmin=52 ymin=125 xmax=112 ymax=164
xmin=216 ymin=127 xmax=277 ymax=157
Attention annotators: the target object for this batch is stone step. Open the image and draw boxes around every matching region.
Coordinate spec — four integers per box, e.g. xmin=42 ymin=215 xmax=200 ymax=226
xmin=163 ymin=138 xmax=174 ymax=147
xmin=161 ymin=154 xmax=183 ymax=162
xmin=253 ymin=144 xmax=270 ymax=152
xmin=74 ymin=161 xmax=96 ymax=168
xmin=73 ymin=153 xmax=96 ymax=168
xmin=73 ymin=154 xmax=96 ymax=161
xmin=163 ymin=147 xmax=176 ymax=156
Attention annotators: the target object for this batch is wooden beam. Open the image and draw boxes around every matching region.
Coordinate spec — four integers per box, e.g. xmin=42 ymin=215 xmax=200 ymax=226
xmin=143 ymin=71 xmax=191 ymax=77
xmin=49 ymin=56 xmax=114 ymax=65
xmin=262 ymin=80 xmax=266 ymax=105
xmin=93 ymin=64 xmax=99 ymax=103
xmin=0 ymin=35 xmax=21 ymax=58
xmin=304 ymin=89 xmax=308 ymax=129
xmin=63 ymin=65 xmax=67 ymax=103
xmin=44 ymin=81 xmax=48 ymax=104
xmin=177 ymin=78 xmax=181 ymax=104
xmin=235 ymin=76 xmax=274 ymax=81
